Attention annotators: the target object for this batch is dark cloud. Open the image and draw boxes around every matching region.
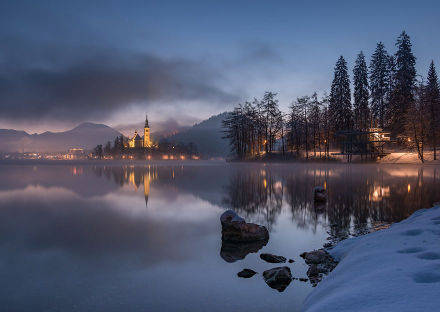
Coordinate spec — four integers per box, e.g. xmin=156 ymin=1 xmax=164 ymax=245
xmin=0 ymin=38 xmax=239 ymax=123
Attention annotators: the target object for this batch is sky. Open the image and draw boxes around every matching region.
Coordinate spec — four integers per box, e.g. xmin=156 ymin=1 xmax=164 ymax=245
xmin=1 ymin=0 xmax=440 ymax=134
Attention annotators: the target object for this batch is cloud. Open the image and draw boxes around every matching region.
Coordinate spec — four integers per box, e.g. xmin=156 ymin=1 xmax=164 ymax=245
xmin=115 ymin=117 xmax=197 ymax=137
xmin=0 ymin=38 xmax=239 ymax=123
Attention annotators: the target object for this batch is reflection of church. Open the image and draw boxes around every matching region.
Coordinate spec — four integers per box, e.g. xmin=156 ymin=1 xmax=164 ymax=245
xmin=126 ymin=115 xmax=152 ymax=148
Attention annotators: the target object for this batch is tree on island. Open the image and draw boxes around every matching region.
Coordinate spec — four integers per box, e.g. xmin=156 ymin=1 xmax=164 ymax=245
xmin=94 ymin=144 xmax=103 ymax=159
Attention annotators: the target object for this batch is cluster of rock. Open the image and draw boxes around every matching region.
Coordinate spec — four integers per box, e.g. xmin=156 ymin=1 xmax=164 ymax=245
xmin=221 ymin=210 xmax=311 ymax=292
xmin=300 ymin=249 xmax=338 ymax=286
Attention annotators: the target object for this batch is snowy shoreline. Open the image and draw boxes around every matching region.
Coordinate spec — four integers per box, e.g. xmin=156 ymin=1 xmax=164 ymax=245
xmin=303 ymin=205 xmax=440 ymax=312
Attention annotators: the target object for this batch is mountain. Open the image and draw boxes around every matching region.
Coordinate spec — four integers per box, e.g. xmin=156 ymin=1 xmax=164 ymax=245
xmin=0 ymin=123 xmax=122 ymax=153
xmin=166 ymin=112 xmax=230 ymax=157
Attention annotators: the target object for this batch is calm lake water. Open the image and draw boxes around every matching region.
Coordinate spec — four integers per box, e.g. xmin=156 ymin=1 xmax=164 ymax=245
xmin=1 ymin=161 xmax=439 ymax=312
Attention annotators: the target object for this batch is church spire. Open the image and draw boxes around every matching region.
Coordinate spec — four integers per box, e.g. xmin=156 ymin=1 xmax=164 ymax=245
xmin=144 ymin=114 xmax=149 ymax=128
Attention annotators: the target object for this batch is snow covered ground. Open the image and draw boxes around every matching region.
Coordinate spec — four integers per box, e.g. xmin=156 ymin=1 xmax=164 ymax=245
xmin=380 ymin=152 xmax=440 ymax=164
xmin=303 ymin=205 xmax=440 ymax=312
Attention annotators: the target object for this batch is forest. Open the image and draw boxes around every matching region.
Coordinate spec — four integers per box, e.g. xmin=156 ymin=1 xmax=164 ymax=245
xmin=223 ymin=31 xmax=440 ymax=162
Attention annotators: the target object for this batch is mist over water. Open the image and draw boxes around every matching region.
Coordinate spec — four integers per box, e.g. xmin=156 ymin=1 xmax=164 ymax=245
xmin=0 ymin=162 xmax=439 ymax=311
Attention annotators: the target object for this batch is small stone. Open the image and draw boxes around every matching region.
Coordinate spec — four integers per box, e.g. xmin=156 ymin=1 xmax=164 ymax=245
xmin=314 ymin=186 xmax=327 ymax=202
xmin=237 ymin=269 xmax=257 ymax=278
xmin=262 ymin=266 xmax=292 ymax=292
xmin=260 ymin=253 xmax=287 ymax=263
xmin=288 ymin=259 xmax=295 ymax=263
xmin=299 ymin=278 xmax=308 ymax=282
xmin=301 ymin=249 xmax=331 ymax=264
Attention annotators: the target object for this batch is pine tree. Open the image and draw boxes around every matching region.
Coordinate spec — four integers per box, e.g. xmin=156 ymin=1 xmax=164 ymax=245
xmin=391 ymin=31 xmax=417 ymax=138
xmin=353 ymin=51 xmax=370 ymax=130
xmin=425 ymin=61 xmax=440 ymax=159
xmin=369 ymin=42 xmax=390 ymax=128
xmin=329 ymin=56 xmax=352 ymax=133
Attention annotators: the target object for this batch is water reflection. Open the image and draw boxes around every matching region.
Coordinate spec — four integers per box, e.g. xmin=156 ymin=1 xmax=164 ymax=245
xmin=220 ymin=240 xmax=268 ymax=263
xmin=81 ymin=163 xmax=440 ymax=245
xmin=219 ymin=165 xmax=440 ymax=243
xmin=0 ymin=162 xmax=439 ymax=311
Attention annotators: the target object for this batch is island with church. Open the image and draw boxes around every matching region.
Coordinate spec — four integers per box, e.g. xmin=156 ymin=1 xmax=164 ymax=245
xmin=94 ymin=115 xmax=200 ymax=160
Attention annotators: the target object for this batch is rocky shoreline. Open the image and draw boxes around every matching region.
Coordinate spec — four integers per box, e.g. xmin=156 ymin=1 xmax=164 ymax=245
xmin=220 ymin=206 xmax=391 ymax=291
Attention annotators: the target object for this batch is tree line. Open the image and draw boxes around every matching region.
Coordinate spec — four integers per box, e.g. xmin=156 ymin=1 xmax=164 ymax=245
xmin=223 ymin=31 xmax=440 ymax=162
xmin=94 ymin=135 xmax=198 ymax=159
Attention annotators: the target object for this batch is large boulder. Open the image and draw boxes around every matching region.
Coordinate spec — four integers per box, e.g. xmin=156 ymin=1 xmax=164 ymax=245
xmin=220 ymin=210 xmax=269 ymax=243
xmin=262 ymin=266 xmax=293 ymax=292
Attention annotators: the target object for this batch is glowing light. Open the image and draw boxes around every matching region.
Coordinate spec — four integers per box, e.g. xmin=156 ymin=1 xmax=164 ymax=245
xmin=408 ymin=184 xmax=411 ymax=193
xmin=180 ymin=155 xmax=185 ymax=160
xmin=162 ymin=155 xmax=169 ymax=160
xmin=408 ymin=137 xmax=411 ymax=142
xmin=263 ymin=178 xmax=267 ymax=189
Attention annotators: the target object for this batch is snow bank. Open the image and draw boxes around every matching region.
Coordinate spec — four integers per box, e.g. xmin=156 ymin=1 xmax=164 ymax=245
xmin=303 ymin=205 xmax=440 ymax=312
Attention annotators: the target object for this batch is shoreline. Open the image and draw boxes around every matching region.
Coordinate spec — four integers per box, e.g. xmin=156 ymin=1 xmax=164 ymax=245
xmin=0 ymin=158 xmax=438 ymax=167
xmin=302 ymin=205 xmax=440 ymax=312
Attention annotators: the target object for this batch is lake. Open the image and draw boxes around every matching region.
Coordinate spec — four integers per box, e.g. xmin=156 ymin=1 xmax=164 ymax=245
xmin=0 ymin=161 xmax=439 ymax=311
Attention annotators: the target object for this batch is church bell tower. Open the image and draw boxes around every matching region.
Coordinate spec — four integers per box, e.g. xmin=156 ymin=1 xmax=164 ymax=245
xmin=143 ymin=114 xmax=151 ymax=148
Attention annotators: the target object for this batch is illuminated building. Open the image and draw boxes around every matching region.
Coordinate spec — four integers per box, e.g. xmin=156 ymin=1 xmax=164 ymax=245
xmin=127 ymin=114 xmax=152 ymax=149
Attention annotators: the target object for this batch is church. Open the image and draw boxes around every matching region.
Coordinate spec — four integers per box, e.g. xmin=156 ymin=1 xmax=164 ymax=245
xmin=127 ymin=115 xmax=152 ymax=148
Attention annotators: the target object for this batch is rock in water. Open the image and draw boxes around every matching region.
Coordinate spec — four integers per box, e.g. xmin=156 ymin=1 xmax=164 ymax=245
xmin=237 ymin=269 xmax=257 ymax=278
xmin=300 ymin=249 xmax=338 ymax=285
xmin=260 ymin=253 xmax=287 ymax=263
xmin=300 ymin=249 xmax=330 ymax=264
xmin=262 ymin=267 xmax=293 ymax=292
xmin=314 ymin=186 xmax=327 ymax=202
xmin=220 ymin=210 xmax=269 ymax=243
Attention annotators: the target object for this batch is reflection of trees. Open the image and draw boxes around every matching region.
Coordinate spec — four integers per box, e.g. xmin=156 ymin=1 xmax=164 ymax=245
xmin=222 ymin=165 xmax=440 ymax=240
xmin=88 ymin=164 xmax=440 ymax=239
xmin=222 ymin=169 xmax=283 ymax=230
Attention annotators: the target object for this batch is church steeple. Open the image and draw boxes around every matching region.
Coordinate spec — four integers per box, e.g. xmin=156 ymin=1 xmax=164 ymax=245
xmin=143 ymin=114 xmax=151 ymax=148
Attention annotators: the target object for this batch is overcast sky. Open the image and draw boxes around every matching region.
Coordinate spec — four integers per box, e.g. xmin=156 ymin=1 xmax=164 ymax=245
xmin=1 ymin=0 xmax=439 ymax=133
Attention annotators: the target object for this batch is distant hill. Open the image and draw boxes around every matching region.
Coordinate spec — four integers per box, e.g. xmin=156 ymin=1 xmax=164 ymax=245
xmin=0 ymin=122 xmax=122 ymax=153
xmin=166 ymin=112 xmax=230 ymax=157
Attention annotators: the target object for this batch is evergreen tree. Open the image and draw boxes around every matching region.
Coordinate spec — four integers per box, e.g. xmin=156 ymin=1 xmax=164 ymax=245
xmin=353 ymin=51 xmax=370 ymax=130
xmin=261 ymin=91 xmax=282 ymax=153
xmin=425 ymin=61 xmax=440 ymax=159
xmin=369 ymin=42 xmax=390 ymax=128
xmin=391 ymin=31 xmax=416 ymax=138
xmin=329 ymin=56 xmax=352 ymax=133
